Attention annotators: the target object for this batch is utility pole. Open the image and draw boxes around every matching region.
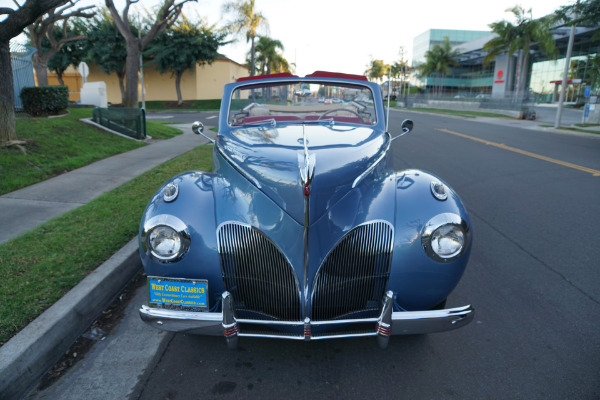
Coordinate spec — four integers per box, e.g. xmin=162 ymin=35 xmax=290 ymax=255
xmin=555 ymin=15 xmax=577 ymax=128
xmin=138 ymin=15 xmax=145 ymax=110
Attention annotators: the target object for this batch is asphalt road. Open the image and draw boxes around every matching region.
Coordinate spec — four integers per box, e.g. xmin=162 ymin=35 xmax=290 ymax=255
xmin=132 ymin=110 xmax=599 ymax=399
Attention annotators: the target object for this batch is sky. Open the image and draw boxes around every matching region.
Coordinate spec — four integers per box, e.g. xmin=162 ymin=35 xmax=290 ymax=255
xmin=7 ymin=0 xmax=573 ymax=76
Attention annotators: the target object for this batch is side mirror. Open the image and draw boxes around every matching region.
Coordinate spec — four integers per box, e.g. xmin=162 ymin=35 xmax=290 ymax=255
xmin=392 ymin=119 xmax=414 ymax=141
xmin=401 ymin=119 xmax=414 ymax=134
xmin=192 ymin=120 xmax=215 ymax=144
xmin=192 ymin=121 xmax=204 ymax=134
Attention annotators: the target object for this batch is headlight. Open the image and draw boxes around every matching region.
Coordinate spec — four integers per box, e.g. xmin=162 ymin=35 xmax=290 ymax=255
xmin=422 ymin=213 xmax=470 ymax=262
xmin=149 ymin=226 xmax=182 ymax=259
xmin=142 ymin=215 xmax=190 ymax=263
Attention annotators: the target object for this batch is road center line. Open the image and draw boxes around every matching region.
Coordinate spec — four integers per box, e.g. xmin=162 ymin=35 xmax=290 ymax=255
xmin=436 ymin=128 xmax=600 ymax=177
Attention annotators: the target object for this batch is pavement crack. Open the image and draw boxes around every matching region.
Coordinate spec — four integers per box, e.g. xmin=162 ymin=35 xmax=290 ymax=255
xmin=470 ymin=209 xmax=599 ymax=306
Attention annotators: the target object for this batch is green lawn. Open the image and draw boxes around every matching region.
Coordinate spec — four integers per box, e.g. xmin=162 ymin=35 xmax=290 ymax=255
xmin=0 ymin=145 xmax=214 ymax=345
xmin=0 ymin=108 xmax=182 ymax=196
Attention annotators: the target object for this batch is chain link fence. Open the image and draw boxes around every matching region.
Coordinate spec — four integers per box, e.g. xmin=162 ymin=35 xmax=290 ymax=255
xmin=10 ymin=42 xmax=36 ymax=111
xmin=397 ymin=91 xmax=536 ymax=119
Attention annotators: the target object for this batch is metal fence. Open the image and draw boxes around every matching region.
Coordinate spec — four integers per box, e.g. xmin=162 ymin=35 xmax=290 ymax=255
xmin=10 ymin=42 xmax=36 ymax=111
xmin=397 ymin=91 xmax=535 ymax=119
xmin=92 ymin=107 xmax=146 ymax=139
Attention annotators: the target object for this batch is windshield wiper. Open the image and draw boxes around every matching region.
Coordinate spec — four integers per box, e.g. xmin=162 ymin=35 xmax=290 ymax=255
xmin=302 ymin=118 xmax=335 ymax=126
xmin=240 ymin=118 xmax=277 ymax=127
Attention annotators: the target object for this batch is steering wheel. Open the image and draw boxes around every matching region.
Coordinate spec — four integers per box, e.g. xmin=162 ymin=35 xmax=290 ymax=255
xmin=318 ymin=108 xmax=365 ymax=123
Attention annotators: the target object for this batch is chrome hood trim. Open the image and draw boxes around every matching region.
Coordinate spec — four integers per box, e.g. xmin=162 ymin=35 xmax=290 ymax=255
xmin=218 ymin=125 xmax=389 ymax=224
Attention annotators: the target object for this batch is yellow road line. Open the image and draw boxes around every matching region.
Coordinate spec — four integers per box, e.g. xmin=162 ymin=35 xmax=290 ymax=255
xmin=436 ymin=128 xmax=600 ymax=177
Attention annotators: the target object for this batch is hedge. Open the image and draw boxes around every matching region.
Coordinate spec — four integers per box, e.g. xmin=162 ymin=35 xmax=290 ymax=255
xmin=20 ymin=86 xmax=69 ymax=117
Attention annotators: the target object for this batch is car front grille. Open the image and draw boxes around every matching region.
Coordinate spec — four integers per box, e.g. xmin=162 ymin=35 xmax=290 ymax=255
xmin=311 ymin=221 xmax=394 ymax=321
xmin=218 ymin=221 xmax=393 ymax=322
xmin=218 ymin=222 xmax=302 ymax=321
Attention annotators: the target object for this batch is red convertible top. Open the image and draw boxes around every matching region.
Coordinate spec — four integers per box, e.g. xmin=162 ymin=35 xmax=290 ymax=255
xmin=236 ymin=71 xmax=368 ymax=82
xmin=305 ymin=71 xmax=368 ymax=81
xmin=237 ymin=72 xmax=298 ymax=82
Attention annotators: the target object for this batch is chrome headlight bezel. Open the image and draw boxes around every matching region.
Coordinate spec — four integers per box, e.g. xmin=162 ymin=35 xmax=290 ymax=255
xmin=430 ymin=180 xmax=448 ymax=201
xmin=141 ymin=214 xmax=190 ymax=263
xmin=163 ymin=182 xmax=179 ymax=202
xmin=422 ymin=213 xmax=470 ymax=263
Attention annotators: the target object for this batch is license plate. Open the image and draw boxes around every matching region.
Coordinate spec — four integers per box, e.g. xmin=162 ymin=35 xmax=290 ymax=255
xmin=148 ymin=277 xmax=208 ymax=310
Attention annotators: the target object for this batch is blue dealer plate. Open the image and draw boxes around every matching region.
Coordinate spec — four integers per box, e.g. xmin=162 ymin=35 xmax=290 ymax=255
xmin=148 ymin=277 xmax=208 ymax=310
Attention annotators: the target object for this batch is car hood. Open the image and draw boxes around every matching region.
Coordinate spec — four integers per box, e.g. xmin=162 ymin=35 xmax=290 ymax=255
xmin=217 ymin=124 xmax=389 ymax=225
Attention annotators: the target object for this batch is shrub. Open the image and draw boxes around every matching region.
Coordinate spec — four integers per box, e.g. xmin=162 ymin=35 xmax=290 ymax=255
xmin=20 ymin=86 xmax=69 ymax=117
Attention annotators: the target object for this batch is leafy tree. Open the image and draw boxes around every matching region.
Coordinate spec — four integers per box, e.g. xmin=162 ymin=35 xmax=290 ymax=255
xmin=364 ymin=59 xmax=389 ymax=83
xmin=46 ymin=19 xmax=88 ymax=85
xmin=223 ymin=0 xmax=268 ymax=76
xmin=484 ymin=6 xmax=556 ymax=99
xmin=145 ymin=17 xmax=226 ymax=105
xmin=85 ymin=8 xmax=135 ymax=104
xmin=105 ymin=0 xmax=195 ymax=108
xmin=25 ymin=0 xmax=95 ymax=86
xmin=586 ymin=54 xmax=600 ymax=94
xmin=0 ymin=0 xmax=69 ymax=147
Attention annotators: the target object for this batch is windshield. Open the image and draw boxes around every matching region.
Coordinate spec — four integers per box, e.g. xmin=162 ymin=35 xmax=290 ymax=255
xmin=228 ymin=81 xmax=377 ymax=127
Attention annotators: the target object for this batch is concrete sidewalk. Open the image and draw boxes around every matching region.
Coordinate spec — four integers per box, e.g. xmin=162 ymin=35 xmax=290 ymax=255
xmin=0 ymin=123 xmax=212 ymax=400
xmin=0 ymin=123 xmax=210 ymax=244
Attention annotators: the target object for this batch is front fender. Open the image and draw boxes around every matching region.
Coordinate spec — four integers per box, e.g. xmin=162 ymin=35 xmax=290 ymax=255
xmin=390 ymin=170 xmax=472 ymax=310
xmin=139 ymin=171 xmax=224 ymax=307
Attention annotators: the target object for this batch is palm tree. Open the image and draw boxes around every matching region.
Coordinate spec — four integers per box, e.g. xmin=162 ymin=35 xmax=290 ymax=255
xmin=364 ymin=59 xmax=389 ymax=83
xmin=418 ymin=37 xmax=460 ymax=96
xmin=223 ymin=0 xmax=267 ymax=76
xmin=254 ymin=36 xmax=283 ymax=75
xmin=483 ymin=20 xmax=518 ymax=96
xmin=484 ymin=6 xmax=556 ymax=100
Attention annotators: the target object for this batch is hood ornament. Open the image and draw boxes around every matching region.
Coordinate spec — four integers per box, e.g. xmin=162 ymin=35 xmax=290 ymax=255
xmin=298 ymin=132 xmax=316 ymax=197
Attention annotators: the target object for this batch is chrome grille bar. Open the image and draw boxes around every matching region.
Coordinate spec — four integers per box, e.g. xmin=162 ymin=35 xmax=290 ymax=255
xmin=311 ymin=221 xmax=394 ymax=321
xmin=217 ymin=222 xmax=301 ymax=321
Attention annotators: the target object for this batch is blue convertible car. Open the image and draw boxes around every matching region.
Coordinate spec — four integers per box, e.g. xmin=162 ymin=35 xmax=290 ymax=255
xmin=138 ymin=71 xmax=474 ymax=348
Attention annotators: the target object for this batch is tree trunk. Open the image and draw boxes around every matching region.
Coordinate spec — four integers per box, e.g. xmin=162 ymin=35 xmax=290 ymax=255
xmin=117 ymin=71 xmax=126 ymax=104
xmin=513 ymin=50 xmax=523 ymax=102
xmin=506 ymin=52 xmax=514 ymax=99
xmin=250 ymin=36 xmax=255 ymax=76
xmin=0 ymin=40 xmax=17 ymax=146
xmin=57 ymin=70 xmax=65 ymax=86
xmin=124 ymin=39 xmax=140 ymax=108
xmin=32 ymin=54 xmax=49 ymax=86
xmin=518 ymin=52 xmax=529 ymax=101
xmin=175 ymin=71 xmax=183 ymax=105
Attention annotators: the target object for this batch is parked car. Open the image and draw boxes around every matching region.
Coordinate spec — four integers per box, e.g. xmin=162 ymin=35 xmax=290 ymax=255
xmin=294 ymin=88 xmax=311 ymax=97
xmin=138 ymin=71 xmax=474 ymax=349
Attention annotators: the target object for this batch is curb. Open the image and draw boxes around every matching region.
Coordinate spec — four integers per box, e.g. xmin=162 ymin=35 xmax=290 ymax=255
xmin=0 ymin=238 xmax=141 ymax=400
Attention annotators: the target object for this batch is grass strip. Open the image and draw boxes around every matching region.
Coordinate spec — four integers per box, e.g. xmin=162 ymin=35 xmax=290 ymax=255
xmin=0 ymin=145 xmax=214 ymax=345
xmin=559 ymin=126 xmax=600 ymax=135
xmin=1 ymin=108 xmax=182 ymax=196
xmin=145 ymin=120 xmax=184 ymax=140
xmin=409 ymin=107 xmax=513 ymax=119
xmin=143 ymin=99 xmax=221 ymax=111
xmin=540 ymin=125 xmax=600 ymax=135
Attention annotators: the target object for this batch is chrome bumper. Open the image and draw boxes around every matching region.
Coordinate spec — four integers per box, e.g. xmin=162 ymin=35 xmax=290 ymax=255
xmin=139 ymin=291 xmax=474 ymax=348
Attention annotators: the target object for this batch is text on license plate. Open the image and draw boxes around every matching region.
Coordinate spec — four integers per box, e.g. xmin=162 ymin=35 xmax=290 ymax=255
xmin=148 ymin=278 xmax=208 ymax=309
